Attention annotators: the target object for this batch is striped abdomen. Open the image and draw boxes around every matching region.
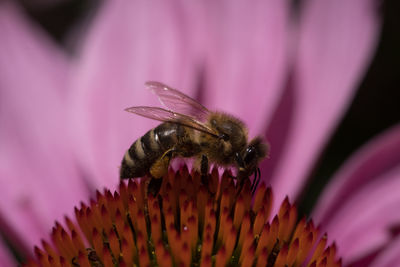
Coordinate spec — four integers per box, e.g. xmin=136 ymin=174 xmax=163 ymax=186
xmin=120 ymin=122 xmax=189 ymax=178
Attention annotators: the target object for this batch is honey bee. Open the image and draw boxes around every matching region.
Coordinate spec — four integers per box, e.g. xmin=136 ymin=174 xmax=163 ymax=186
xmin=120 ymin=81 xmax=268 ymax=194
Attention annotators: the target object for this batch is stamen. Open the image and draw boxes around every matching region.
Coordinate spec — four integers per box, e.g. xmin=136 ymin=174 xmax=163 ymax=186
xmin=108 ymin=228 xmax=120 ymax=259
xmin=24 ymin=167 xmax=342 ymax=267
xmin=233 ymin=194 xmax=245 ymax=229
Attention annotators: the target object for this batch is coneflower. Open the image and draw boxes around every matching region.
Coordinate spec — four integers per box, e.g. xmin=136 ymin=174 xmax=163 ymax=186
xmin=24 ymin=166 xmax=341 ymax=267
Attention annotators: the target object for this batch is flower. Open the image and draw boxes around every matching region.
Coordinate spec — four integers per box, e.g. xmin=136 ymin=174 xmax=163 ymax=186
xmin=24 ymin=167 xmax=341 ymax=267
xmin=312 ymin=124 xmax=400 ymax=266
xmin=1 ymin=1 xmax=399 ymax=266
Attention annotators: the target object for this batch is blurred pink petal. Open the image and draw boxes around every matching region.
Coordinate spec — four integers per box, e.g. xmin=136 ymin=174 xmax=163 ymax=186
xmin=370 ymin=235 xmax=400 ymax=267
xmin=202 ymin=0 xmax=290 ymax=137
xmin=70 ymin=1 xmax=200 ymax=188
xmin=324 ymin=167 xmax=400 ymax=264
xmin=0 ymin=3 xmax=89 ymax=253
xmin=312 ymin=124 xmax=400 ymax=264
xmin=0 ymin=241 xmax=15 ymax=267
xmin=268 ymin=0 xmax=381 ymax=211
xmin=314 ymin=124 xmax=400 ymax=223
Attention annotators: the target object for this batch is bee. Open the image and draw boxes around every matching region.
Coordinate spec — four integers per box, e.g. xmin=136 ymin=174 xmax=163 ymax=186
xmin=120 ymin=81 xmax=268 ymax=194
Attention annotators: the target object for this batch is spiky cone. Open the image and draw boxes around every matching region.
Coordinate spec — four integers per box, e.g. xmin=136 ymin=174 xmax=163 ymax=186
xmin=24 ymin=166 xmax=342 ymax=267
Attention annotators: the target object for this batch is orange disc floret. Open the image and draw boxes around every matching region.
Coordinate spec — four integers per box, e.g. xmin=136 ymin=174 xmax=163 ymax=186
xmin=24 ymin=166 xmax=341 ymax=267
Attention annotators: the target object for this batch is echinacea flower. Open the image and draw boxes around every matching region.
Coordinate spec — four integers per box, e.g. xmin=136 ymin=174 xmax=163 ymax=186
xmin=24 ymin=167 xmax=342 ymax=267
xmin=1 ymin=1 xmax=399 ymax=267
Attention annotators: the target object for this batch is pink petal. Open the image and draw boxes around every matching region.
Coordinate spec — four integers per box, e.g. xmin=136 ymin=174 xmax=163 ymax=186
xmin=0 ymin=3 xmax=89 ymax=253
xmin=314 ymin=124 xmax=400 ymax=223
xmin=320 ymin=167 xmax=400 ymax=264
xmin=70 ymin=1 xmax=201 ymax=188
xmin=370 ymin=235 xmax=400 ymax=267
xmin=312 ymin=125 xmax=400 ymax=263
xmin=267 ymin=0 xmax=382 ymax=212
xmin=201 ymin=0 xmax=290 ymax=137
xmin=0 ymin=241 xmax=15 ymax=267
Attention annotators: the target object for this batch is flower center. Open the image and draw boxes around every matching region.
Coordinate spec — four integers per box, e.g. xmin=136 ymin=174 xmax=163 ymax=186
xmin=24 ymin=166 xmax=341 ymax=267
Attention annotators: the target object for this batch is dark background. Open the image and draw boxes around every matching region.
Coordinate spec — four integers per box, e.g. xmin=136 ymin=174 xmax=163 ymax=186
xmin=18 ymin=0 xmax=400 ymax=215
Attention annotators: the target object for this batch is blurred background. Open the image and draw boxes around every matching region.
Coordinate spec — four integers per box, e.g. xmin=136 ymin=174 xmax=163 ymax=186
xmin=0 ymin=0 xmax=399 ymax=264
xmin=16 ymin=0 xmax=400 ymax=213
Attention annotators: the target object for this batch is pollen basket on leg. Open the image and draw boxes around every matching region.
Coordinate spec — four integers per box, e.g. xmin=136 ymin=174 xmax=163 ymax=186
xmin=24 ymin=167 xmax=342 ymax=267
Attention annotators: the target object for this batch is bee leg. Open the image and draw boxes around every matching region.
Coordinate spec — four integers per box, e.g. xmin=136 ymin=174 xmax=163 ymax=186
xmin=234 ymin=152 xmax=247 ymax=190
xmin=150 ymin=148 xmax=175 ymax=178
xmin=235 ymin=171 xmax=247 ymax=198
xmin=148 ymin=148 xmax=175 ymax=196
xmin=256 ymin=168 xmax=261 ymax=190
xmin=250 ymin=168 xmax=261 ymax=195
xmin=200 ymin=155 xmax=209 ymax=187
xmin=148 ymin=178 xmax=163 ymax=197
xmin=250 ymin=168 xmax=256 ymax=193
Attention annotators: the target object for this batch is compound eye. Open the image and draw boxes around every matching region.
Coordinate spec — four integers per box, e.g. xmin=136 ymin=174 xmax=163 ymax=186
xmin=219 ymin=133 xmax=230 ymax=141
xmin=235 ymin=152 xmax=245 ymax=168
xmin=244 ymin=146 xmax=256 ymax=164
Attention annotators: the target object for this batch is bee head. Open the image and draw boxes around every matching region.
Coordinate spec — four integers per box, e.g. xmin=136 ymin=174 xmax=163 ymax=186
xmin=208 ymin=113 xmax=248 ymax=159
xmin=237 ymin=136 xmax=268 ymax=172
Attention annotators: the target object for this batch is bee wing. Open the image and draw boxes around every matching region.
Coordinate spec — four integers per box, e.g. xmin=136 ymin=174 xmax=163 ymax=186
xmin=125 ymin=106 xmax=219 ymax=137
xmin=146 ymin=81 xmax=210 ymax=122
